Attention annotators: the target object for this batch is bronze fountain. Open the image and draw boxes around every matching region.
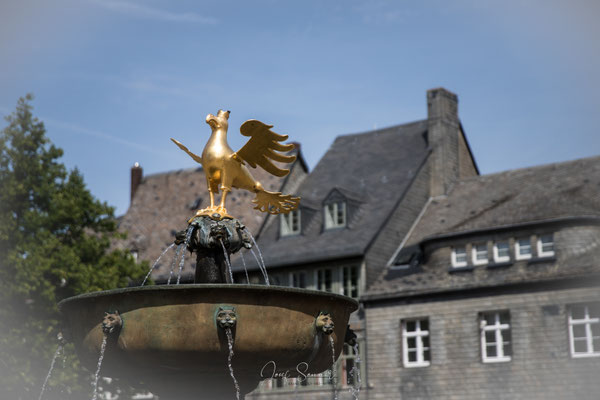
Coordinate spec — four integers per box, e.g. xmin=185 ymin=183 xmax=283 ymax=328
xmin=58 ymin=110 xmax=358 ymax=399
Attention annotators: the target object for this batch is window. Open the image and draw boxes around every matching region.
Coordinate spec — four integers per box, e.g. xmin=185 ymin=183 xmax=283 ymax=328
xmin=569 ymin=303 xmax=600 ymax=358
xmin=472 ymin=243 xmax=488 ymax=265
xmin=480 ymin=311 xmax=512 ymax=363
xmin=515 ymin=238 xmax=532 ymax=260
xmin=493 ymin=241 xmax=510 ymax=263
xmin=339 ymin=342 xmax=363 ymax=388
xmin=537 ymin=234 xmax=555 ymax=257
xmin=451 ymin=247 xmax=468 ymax=268
xmin=280 ymin=209 xmax=301 ymax=237
xmin=341 ymin=266 xmax=359 ymax=298
xmin=290 ymin=271 xmax=306 ymax=289
xmin=316 ymin=269 xmax=332 ymax=292
xmin=324 ymin=201 xmax=346 ymax=229
xmin=402 ymin=319 xmax=431 ymax=367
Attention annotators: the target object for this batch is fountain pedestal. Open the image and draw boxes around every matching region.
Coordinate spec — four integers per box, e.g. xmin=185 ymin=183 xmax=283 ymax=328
xmin=176 ymin=215 xmax=251 ymax=284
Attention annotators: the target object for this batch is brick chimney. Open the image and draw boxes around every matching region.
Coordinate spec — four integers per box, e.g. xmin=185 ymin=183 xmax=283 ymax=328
xmin=130 ymin=162 xmax=143 ymax=203
xmin=427 ymin=88 xmax=461 ymax=197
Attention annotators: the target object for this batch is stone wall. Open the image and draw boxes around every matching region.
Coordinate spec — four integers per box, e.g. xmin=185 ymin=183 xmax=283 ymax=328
xmin=365 ymin=285 xmax=600 ymax=399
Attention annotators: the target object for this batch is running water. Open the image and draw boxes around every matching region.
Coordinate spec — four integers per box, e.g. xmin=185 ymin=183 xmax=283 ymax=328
xmin=348 ymin=343 xmax=362 ymax=399
xmin=176 ymin=226 xmax=195 ymax=285
xmin=225 ymin=328 xmax=240 ymax=400
xmin=245 ymin=229 xmax=270 ymax=285
xmin=167 ymin=244 xmax=183 ymax=285
xmin=329 ymin=336 xmax=338 ymax=400
xmin=240 ymin=252 xmax=250 ymax=284
xmin=38 ymin=344 xmax=64 ymax=400
xmin=141 ymin=244 xmax=175 ymax=286
xmin=91 ymin=334 xmax=108 ymax=400
xmin=219 ymin=239 xmax=235 ymax=283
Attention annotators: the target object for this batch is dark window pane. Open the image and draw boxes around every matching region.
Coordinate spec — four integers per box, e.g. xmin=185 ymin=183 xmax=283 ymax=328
xmin=343 ymin=344 xmax=351 ymax=355
xmin=422 ymin=336 xmax=430 ymax=348
xmin=484 ymin=314 xmax=496 ymax=325
xmin=591 ymin=323 xmax=600 ymax=338
xmin=500 ymin=312 xmax=510 ymax=325
xmin=573 ymin=324 xmax=587 ymax=339
xmin=485 ymin=331 xmax=497 ymax=344
xmin=423 ymin=349 xmax=431 ymax=361
xmin=593 ymin=338 xmax=600 ymax=352
xmin=346 ymin=358 xmax=355 ymax=385
xmin=502 ymin=327 xmax=512 ymax=344
xmin=420 ymin=320 xmax=429 ymax=331
xmin=503 ymin=341 xmax=512 ymax=357
xmin=571 ymin=305 xmax=586 ymax=320
xmin=407 ymin=337 xmax=417 ymax=349
xmin=589 ymin=303 xmax=600 ymax=319
xmin=486 ymin=344 xmax=497 ymax=357
xmin=574 ymin=339 xmax=588 ymax=353
xmin=408 ymin=350 xmax=417 ymax=362
xmin=406 ymin=321 xmax=416 ymax=332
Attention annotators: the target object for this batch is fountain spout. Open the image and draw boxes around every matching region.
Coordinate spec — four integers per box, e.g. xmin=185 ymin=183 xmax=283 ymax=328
xmin=315 ymin=311 xmax=335 ymax=335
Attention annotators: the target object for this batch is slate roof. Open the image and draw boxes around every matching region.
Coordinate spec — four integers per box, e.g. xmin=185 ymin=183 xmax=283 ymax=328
xmin=404 ymin=155 xmax=600 ymax=246
xmin=234 ymin=120 xmax=431 ymax=271
xmin=117 ymin=146 xmax=305 ymax=281
xmin=365 ymin=155 xmax=600 ymax=299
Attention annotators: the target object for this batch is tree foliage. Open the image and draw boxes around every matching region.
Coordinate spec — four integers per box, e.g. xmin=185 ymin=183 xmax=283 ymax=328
xmin=0 ymin=95 xmax=147 ymax=399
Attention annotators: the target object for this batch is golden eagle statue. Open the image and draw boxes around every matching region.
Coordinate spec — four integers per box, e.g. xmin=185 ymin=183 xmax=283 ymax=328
xmin=171 ymin=110 xmax=300 ymax=220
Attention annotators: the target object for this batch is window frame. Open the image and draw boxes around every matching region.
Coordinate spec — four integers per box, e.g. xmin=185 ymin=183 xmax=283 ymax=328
xmin=515 ymin=238 xmax=532 ymax=260
xmin=324 ymin=201 xmax=347 ymax=230
xmin=480 ymin=311 xmax=512 ymax=363
xmin=568 ymin=304 xmax=600 ymax=358
xmin=338 ymin=340 xmax=364 ymax=388
xmin=537 ymin=234 xmax=555 ymax=258
xmin=402 ymin=319 xmax=431 ymax=368
xmin=341 ymin=266 xmax=359 ymax=299
xmin=493 ymin=241 xmax=510 ymax=263
xmin=472 ymin=243 xmax=488 ymax=266
xmin=289 ymin=271 xmax=307 ymax=289
xmin=280 ymin=209 xmax=301 ymax=237
xmin=451 ymin=247 xmax=468 ymax=268
xmin=315 ymin=268 xmax=333 ymax=292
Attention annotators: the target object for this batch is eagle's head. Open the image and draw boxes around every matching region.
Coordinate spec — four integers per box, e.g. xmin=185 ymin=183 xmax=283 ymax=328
xmin=206 ymin=109 xmax=230 ymax=131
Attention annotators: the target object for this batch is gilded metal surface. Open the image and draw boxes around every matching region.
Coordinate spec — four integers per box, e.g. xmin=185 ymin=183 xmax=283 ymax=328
xmin=59 ymin=285 xmax=357 ymax=399
xmin=171 ymin=110 xmax=300 ymax=219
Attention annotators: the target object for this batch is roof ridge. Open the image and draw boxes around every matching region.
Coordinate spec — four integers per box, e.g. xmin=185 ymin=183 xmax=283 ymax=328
xmin=455 ymin=154 xmax=600 ymax=185
xmin=335 ymin=119 xmax=428 ymax=141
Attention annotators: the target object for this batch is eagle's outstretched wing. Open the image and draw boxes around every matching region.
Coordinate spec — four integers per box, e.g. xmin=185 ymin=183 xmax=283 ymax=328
xmin=171 ymin=138 xmax=203 ymax=165
xmin=232 ymin=120 xmax=296 ymax=177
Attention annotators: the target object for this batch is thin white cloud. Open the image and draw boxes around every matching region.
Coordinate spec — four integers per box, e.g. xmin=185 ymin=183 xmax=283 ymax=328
xmin=44 ymin=117 xmax=169 ymax=157
xmin=89 ymin=0 xmax=217 ymax=24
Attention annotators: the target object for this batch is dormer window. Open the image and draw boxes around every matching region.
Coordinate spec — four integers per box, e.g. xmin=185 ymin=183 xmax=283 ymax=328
xmin=537 ymin=234 xmax=555 ymax=257
xmin=280 ymin=209 xmax=301 ymax=237
xmin=493 ymin=241 xmax=510 ymax=263
xmin=472 ymin=244 xmax=488 ymax=265
xmin=324 ymin=201 xmax=346 ymax=230
xmin=451 ymin=247 xmax=468 ymax=268
xmin=515 ymin=238 xmax=532 ymax=260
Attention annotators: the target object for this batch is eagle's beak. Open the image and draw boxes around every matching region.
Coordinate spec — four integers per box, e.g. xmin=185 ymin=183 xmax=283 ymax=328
xmin=206 ymin=114 xmax=218 ymax=128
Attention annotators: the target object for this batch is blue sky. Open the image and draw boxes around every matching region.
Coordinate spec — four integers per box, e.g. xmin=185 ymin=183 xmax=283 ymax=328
xmin=1 ymin=0 xmax=599 ymax=215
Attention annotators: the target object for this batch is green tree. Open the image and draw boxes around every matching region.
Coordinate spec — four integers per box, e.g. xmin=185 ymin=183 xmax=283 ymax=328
xmin=0 ymin=95 xmax=148 ymax=399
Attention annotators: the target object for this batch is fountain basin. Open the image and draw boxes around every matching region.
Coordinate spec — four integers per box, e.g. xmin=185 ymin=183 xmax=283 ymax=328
xmin=59 ymin=284 xmax=358 ymax=398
